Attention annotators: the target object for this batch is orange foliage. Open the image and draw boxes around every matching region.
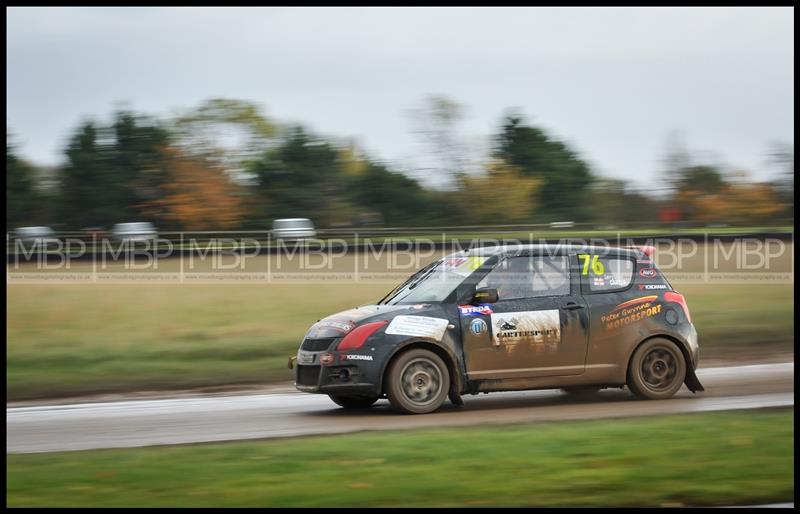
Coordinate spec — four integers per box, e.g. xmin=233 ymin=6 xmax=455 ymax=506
xmin=678 ymin=183 xmax=784 ymax=224
xmin=142 ymin=147 xmax=245 ymax=230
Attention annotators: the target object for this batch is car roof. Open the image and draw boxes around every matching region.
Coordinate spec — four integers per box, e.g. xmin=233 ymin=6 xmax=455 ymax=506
xmin=450 ymin=244 xmax=641 ymax=259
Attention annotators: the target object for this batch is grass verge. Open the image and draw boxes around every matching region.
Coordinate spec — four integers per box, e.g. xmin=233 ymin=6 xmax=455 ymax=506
xmin=6 ymin=409 xmax=795 ymax=507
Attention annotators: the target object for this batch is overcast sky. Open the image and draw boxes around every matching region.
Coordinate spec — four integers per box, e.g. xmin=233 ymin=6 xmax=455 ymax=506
xmin=6 ymin=7 xmax=794 ymax=189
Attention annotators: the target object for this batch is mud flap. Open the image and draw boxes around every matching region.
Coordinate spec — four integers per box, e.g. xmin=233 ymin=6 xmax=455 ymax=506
xmin=449 ymin=386 xmax=464 ymax=406
xmin=684 ymin=366 xmax=705 ymax=393
xmin=287 ymin=356 xmax=297 ymax=370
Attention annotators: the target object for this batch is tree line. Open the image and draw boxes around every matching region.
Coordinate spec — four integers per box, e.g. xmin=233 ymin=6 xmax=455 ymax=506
xmin=6 ymin=97 xmax=794 ymax=232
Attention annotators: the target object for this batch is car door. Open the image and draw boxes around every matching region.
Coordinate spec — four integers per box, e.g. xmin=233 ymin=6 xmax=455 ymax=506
xmin=461 ymin=252 xmax=588 ymax=379
xmin=578 ymin=251 xmax=640 ymax=363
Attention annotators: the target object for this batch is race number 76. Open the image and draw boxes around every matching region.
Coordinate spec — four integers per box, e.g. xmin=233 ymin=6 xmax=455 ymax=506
xmin=578 ymin=254 xmax=605 ymax=276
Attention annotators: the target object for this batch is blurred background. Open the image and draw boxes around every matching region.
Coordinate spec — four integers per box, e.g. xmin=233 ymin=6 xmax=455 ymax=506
xmin=6 ymin=7 xmax=794 ymax=233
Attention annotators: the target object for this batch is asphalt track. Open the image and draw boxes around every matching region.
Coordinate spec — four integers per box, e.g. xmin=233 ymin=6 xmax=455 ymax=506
xmin=6 ymin=362 xmax=794 ymax=454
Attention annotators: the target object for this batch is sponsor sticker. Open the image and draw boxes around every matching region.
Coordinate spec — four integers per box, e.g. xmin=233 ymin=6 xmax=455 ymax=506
xmin=601 ymin=296 xmax=662 ymax=331
xmin=444 ymin=256 xmax=488 ymax=276
xmin=490 ymin=310 xmax=561 ymax=347
xmin=470 ymin=318 xmax=488 ymax=335
xmin=638 ymin=284 xmax=668 ymax=290
xmin=385 ymin=315 xmax=449 ymax=341
xmin=639 ymin=268 xmax=658 ymax=278
xmin=459 ymin=304 xmax=493 ymax=317
xmin=297 ymin=351 xmax=315 ymax=364
xmin=343 ymin=354 xmax=374 ymax=361
xmin=317 ymin=319 xmax=355 ymax=333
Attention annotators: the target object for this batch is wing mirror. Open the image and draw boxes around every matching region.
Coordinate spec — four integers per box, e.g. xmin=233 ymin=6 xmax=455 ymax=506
xmin=472 ymin=287 xmax=499 ymax=304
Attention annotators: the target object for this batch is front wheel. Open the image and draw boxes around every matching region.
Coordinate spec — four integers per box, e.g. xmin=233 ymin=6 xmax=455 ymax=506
xmin=627 ymin=338 xmax=686 ymax=400
xmin=385 ymin=349 xmax=450 ymax=414
xmin=328 ymin=394 xmax=379 ymax=409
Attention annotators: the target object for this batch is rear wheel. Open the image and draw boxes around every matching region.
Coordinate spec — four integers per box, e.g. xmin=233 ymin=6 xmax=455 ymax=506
xmin=328 ymin=394 xmax=379 ymax=409
xmin=627 ymin=338 xmax=686 ymax=400
xmin=385 ymin=349 xmax=450 ymax=414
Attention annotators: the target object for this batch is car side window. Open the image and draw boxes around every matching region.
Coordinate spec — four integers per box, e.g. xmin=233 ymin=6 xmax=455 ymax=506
xmin=477 ymin=256 xmax=570 ymax=300
xmin=585 ymin=256 xmax=634 ymax=292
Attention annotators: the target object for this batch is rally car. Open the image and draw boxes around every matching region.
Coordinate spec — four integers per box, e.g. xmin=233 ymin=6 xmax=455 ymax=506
xmin=290 ymin=244 xmax=703 ymax=414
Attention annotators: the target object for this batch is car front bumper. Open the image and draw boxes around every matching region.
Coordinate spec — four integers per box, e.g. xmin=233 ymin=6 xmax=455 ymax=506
xmin=292 ymin=346 xmax=386 ymax=396
xmin=294 ymin=363 xmax=381 ymax=396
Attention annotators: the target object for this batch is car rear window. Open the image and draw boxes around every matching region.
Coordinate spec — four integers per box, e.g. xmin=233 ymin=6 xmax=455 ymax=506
xmin=586 ymin=256 xmax=634 ymax=292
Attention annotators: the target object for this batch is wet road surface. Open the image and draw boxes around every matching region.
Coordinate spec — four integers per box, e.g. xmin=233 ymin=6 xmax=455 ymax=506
xmin=7 ymin=362 xmax=793 ymax=454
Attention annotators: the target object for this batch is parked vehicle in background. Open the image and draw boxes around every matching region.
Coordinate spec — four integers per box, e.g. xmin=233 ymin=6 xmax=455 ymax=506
xmin=272 ymin=218 xmax=316 ymax=241
xmin=11 ymin=226 xmax=60 ymax=250
xmin=111 ymin=222 xmax=158 ymax=244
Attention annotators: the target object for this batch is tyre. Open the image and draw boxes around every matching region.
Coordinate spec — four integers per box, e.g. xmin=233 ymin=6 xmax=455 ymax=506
xmin=385 ymin=349 xmax=450 ymax=414
xmin=627 ymin=338 xmax=686 ymax=400
xmin=328 ymin=394 xmax=379 ymax=409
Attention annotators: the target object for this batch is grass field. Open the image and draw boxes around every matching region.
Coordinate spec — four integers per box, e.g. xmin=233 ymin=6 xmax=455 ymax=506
xmin=6 ymin=409 xmax=794 ymax=507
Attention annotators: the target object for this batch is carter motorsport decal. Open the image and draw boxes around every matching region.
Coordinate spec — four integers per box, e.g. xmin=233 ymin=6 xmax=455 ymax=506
xmin=385 ymin=315 xmax=449 ymax=341
xmin=601 ymin=295 xmax=662 ymax=331
xmin=470 ymin=318 xmax=488 ymax=335
xmin=490 ymin=310 xmax=561 ymax=347
xmin=459 ymin=305 xmax=493 ymax=317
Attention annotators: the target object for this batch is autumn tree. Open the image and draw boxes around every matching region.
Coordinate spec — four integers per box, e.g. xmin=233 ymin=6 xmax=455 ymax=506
xmin=494 ymin=115 xmax=594 ymax=222
xmin=676 ymin=180 xmax=784 ymax=226
xmin=456 ymin=160 xmax=543 ymax=224
xmin=142 ymin=147 xmax=245 ymax=231
xmin=173 ymin=98 xmax=278 ymax=185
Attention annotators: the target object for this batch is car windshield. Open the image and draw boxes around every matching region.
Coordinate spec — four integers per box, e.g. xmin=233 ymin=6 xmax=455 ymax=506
xmin=381 ymin=256 xmax=489 ymax=305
